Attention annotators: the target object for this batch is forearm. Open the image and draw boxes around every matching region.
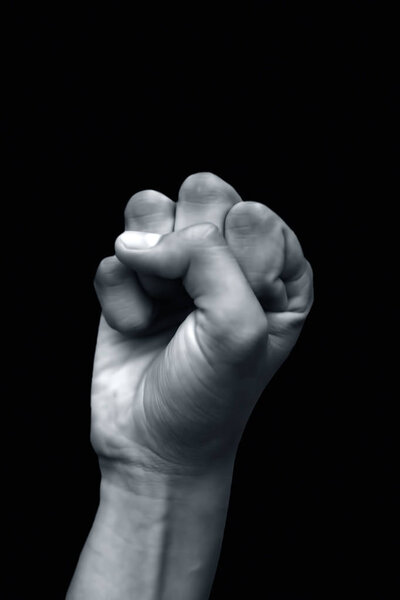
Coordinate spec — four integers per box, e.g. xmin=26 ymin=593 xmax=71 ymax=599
xmin=66 ymin=461 xmax=234 ymax=600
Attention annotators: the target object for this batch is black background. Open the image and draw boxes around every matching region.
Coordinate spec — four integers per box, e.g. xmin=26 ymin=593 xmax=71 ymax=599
xmin=3 ymin=2 xmax=398 ymax=598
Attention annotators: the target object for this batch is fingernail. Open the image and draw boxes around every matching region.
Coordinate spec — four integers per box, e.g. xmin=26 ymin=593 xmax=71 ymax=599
xmin=118 ymin=231 xmax=161 ymax=249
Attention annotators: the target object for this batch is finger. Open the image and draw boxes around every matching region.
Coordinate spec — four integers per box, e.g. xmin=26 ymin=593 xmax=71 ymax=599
xmin=174 ymin=172 xmax=242 ymax=233
xmin=124 ymin=189 xmax=179 ymax=300
xmin=94 ymin=256 xmax=155 ymax=334
xmin=225 ymin=201 xmax=313 ymax=315
xmin=282 ymin=227 xmax=314 ymax=314
xmin=114 ymin=224 xmax=268 ymax=362
xmin=125 ymin=189 xmax=175 ymax=233
xmin=225 ymin=201 xmax=288 ymax=311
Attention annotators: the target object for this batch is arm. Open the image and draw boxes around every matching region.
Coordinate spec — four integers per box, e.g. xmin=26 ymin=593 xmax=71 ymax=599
xmin=67 ymin=172 xmax=313 ymax=599
xmin=67 ymin=464 xmax=233 ymax=600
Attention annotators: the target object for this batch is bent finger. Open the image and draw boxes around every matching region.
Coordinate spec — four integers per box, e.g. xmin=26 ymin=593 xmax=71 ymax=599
xmin=94 ymin=256 xmax=155 ymax=334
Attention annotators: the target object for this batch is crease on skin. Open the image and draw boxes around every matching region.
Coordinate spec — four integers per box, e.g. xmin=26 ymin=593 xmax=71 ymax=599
xmin=189 ymin=311 xmax=220 ymax=375
xmin=179 ymin=174 xmax=242 ymax=206
xmin=286 ymin=273 xmax=314 ymax=315
xmin=93 ymin=175 xmax=314 ymax=475
xmin=139 ymin=349 xmax=214 ymax=468
xmin=283 ymin=259 xmax=309 ymax=284
xmin=134 ymin=372 xmax=182 ymax=471
xmin=171 ymin=340 xmax=226 ymax=440
xmin=125 ymin=193 xmax=176 ymax=240
xmin=125 ymin=191 xmax=174 ymax=217
xmin=180 ymin=191 xmax=235 ymax=205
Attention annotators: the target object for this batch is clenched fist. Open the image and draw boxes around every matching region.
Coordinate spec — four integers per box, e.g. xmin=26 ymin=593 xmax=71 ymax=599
xmin=91 ymin=173 xmax=313 ymax=480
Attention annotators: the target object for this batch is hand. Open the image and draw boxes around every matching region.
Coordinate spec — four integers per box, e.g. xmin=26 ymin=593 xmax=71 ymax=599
xmin=91 ymin=173 xmax=313 ymax=479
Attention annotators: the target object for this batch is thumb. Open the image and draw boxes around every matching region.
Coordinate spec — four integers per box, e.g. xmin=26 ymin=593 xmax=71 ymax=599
xmin=115 ymin=223 xmax=268 ymax=360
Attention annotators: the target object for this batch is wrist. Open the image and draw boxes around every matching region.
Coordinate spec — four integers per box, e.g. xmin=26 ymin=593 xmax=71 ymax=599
xmin=96 ymin=460 xmax=234 ymax=600
xmin=98 ymin=457 xmax=236 ymax=546
xmin=68 ymin=459 xmax=235 ymax=600
xmin=98 ymin=452 xmax=236 ymax=501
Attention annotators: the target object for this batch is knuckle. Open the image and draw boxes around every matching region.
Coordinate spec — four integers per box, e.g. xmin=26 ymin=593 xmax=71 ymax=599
xmin=94 ymin=256 xmax=126 ymax=288
xmin=124 ymin=189 xmax=161 ymax=218
xmin=102 ymin=304 xmax=153 ymax=335
xmin=226 ymin=201 xmax=281 ymax=234
xmin=94 ymin=256 xmax=116 ymax=284
xmin=101 ymin=307 xmax=120 ymax=331
xmin=179 ymin=172 xmax=222 ymax=198
xmin=181 ymin=171 xmax=218 ymax=187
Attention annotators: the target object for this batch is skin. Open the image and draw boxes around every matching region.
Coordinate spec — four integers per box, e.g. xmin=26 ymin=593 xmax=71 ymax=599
xmin=67 ymin=172 xmax=314 ymax=599
xmin=91 ymin=172 xmax=313 ymax=477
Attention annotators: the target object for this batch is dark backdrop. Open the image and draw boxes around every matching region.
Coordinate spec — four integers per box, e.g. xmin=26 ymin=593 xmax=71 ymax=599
xmin=4 ymin=2 xmax=397 ymax=598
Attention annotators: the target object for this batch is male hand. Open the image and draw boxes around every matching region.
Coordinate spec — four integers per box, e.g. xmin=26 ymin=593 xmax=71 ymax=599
xmin=91 ymin=173 xmax=313 ymax=480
